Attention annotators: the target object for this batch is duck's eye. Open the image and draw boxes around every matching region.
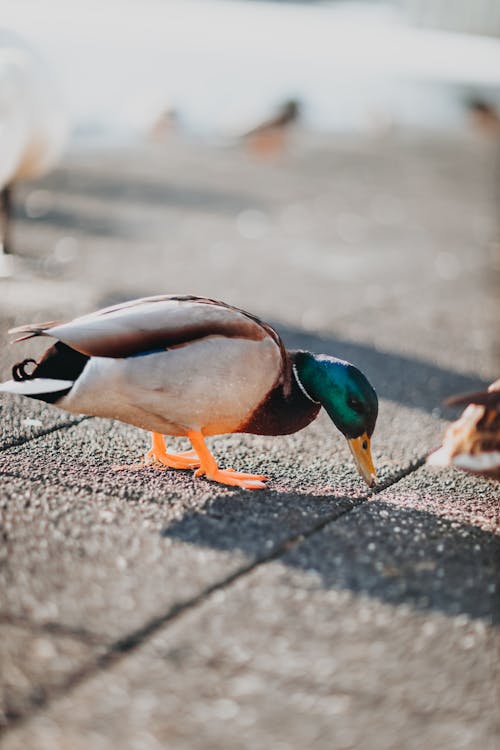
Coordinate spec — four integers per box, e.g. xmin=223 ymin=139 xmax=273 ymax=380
xmin=348 ymin=396 xmax=363 ymax=413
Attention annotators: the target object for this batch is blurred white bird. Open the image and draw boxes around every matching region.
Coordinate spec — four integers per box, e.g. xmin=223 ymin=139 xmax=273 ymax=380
xmin=0 ymin=31 xmax=68 ymax=274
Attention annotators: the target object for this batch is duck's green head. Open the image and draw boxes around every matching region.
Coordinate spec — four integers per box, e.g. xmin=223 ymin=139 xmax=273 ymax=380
xmin=294 ymin=351 xmax=378 ymax=487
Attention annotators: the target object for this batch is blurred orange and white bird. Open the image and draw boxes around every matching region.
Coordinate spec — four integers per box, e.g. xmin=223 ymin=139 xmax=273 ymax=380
xmin=0 ymin=31 xmax=68 ymax=268
xmin=427 ymin=379 xmax=500 ymax=480
xmin=242 ymin=99 xmax=301 ymax=158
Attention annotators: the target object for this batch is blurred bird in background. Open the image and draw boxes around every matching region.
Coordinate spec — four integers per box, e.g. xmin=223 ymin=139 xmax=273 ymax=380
xmin=242 ymin=98 xmax=301 ymax=159
xmin=149 ymin=106 xmax=180 ymax=142
xmin=427 ymin=380 xmax=500 ymax=480
xmin=0 ymin=30 xmax=68 ymax=275
xmin=466 ymin=97 xmax=500 ymax=138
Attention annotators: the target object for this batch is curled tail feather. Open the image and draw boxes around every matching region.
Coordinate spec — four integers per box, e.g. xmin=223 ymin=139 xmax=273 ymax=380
xmin=8 ymin=320 xmax=61 ymax=343
xmin=12 ymin=358 xmax=37 ymax=381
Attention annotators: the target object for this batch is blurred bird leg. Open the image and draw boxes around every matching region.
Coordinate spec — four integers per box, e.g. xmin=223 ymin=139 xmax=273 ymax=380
xmin=0 ymin=185 xmax=12 ymax=255
xmin=243 ymin=99 xmax=300 ymax=160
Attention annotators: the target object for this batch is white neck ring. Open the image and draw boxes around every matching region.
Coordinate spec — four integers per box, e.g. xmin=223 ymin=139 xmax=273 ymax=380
xmin=292 ymin=364 xmax=320 ymax=404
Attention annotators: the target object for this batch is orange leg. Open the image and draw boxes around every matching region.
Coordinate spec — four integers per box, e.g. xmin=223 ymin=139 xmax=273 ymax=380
xmin=112 ymin=432 xmax=200 ymax=471
xmin=112 ymin=432 xmax=201 ymax=472
xmin=147 ymin=432 xmax=200 ymax=470
xmin=188 ymin=430 xmax=267 ymax=490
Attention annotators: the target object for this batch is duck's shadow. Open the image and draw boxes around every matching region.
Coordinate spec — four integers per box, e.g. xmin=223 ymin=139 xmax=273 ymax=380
xmin=161 ymin=489 xmax=500 ymax=624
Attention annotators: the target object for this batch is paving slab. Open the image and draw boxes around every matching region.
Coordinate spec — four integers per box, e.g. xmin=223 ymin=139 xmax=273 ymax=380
xmin=379 ymin=464 xmax=500 ymax=532
xmin=0 ymin=397 xmax=440 ymax=640
xmin=1 ymin=446 xmax=500 ymax=749
xmin=0 ymin=463 xmax=354 ymax=643
xmin=0 ymin=398 xmax=445 ymax=731
xmin=1 ymin=493 xmax=497 ymax=750
xmin=0 ymin=473 xmax=252 ymax=640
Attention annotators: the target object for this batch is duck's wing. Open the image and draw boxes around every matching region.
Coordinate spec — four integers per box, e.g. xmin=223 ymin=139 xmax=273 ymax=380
xmin=9 ymin=294 xmax=287 ymax=361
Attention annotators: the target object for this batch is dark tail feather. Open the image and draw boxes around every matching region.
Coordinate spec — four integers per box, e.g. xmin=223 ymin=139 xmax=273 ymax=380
xmin=445 ymin=390 xmax=500 ymax=409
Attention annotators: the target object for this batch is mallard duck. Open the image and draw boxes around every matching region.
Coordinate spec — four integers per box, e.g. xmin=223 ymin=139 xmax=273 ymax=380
xmin=149 ymin=106 xmax=179 ymax=142
xmin=0 ymin=295 xmax=378 ymax=490
xmin=242 ymin=99 xmax=300 ymax=158
xmin=427 ymin=379 xmax=500 ymax=480
xmin=0 ymin=32 xmax=68 ymax=261
xmin=466 ymin=98 xmax=499 ymax=138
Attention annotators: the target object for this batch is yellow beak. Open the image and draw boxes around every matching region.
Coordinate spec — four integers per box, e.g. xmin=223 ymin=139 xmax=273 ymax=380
xmin=347 ymin=433 xmax=377 ymax=488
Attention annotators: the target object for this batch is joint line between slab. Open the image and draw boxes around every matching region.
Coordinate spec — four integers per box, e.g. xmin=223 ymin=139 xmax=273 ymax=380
xmin=0 ymin=416 xmax=92 ymax=454
xmin=0 ymin=613 xmax=106 ymax=647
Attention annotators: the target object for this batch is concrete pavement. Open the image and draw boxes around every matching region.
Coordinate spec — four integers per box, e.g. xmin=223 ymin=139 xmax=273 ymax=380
xmin=0 ymin=131 xmax=498 ymax=748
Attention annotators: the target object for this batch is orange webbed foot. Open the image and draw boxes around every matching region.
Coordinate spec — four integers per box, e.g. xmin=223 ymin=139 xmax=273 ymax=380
xmin=113 ymin=433 xmax=201 ymax=473
xmin=147 ymin=433 xmax=200 ymax=470
xmin=194 ymin=466 xmax=267 ymax=490
xmin=188 ymin=430 xmax=268 ymax=490
xmin=146 ymin=447 xmax=201 ymax=470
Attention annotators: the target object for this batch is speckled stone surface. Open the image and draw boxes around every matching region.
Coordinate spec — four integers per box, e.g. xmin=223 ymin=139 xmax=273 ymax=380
xmin=1 ymin=547 xmax=497 ymax=749
xmin=0 ymin=624 xmax=97 ymax=729
xmin=0 ymin=132 xmax=498 ymax=748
